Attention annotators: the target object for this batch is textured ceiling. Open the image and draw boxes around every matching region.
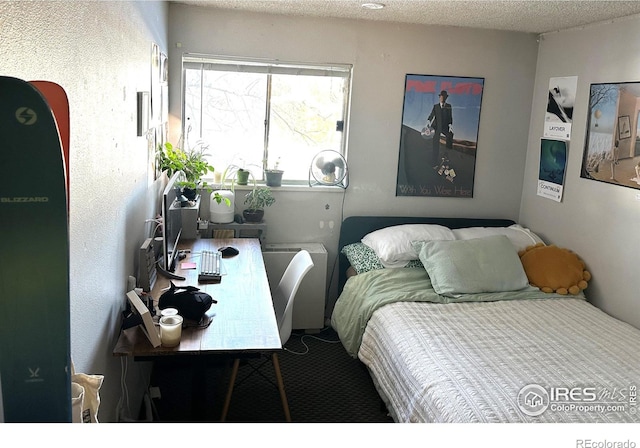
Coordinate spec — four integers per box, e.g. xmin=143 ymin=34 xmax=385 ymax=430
xmin=172 ymin=0 xmax=640 ymax=34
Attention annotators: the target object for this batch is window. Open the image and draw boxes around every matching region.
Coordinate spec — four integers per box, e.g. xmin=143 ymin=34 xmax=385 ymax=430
xmin=182 ymin=54 xmax=352 ymax=184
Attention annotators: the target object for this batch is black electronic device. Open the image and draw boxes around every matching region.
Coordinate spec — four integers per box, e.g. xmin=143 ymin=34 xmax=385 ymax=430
xmin=157 ymin=171 xmax=186 ymax=281
xmin=219 ymin=246 xmax=239 ymax=258
xmin=139 ymin=238 xmax=157 ymax=292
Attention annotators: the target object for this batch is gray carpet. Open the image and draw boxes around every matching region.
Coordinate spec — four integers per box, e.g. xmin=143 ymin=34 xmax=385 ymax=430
xmin=149 ymin=328 xmax=393 ymax=423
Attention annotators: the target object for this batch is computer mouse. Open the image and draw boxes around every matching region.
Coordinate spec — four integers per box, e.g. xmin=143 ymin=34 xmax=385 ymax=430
xmin=218 ymin=246 xmax=239 ymax=258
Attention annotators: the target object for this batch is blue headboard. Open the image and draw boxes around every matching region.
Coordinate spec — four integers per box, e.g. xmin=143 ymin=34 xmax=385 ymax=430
xmin=337 ymin=216 xmax=516 ymax=292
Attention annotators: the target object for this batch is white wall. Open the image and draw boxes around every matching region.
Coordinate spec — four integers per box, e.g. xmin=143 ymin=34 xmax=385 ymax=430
xmin=520 ymin=18 xmax=640 ymax=329
xmin=0 ymin=1 xmax=168 ymax=422
xmin=0 ymin=0 xmax=635 ymax=423
xmin=169 ymin=6 xmax=538 ymax=224
xmin=168 ymin=4 xmax=540 ymax=308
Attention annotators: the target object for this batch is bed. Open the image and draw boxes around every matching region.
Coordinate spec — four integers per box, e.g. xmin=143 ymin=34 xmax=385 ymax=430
xmin=331 ymin=216 xmax=640 ymax=423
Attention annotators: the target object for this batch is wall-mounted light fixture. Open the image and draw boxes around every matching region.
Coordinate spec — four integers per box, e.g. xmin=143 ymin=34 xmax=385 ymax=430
xmin=137 ymin=91 xmax=149 ymax=137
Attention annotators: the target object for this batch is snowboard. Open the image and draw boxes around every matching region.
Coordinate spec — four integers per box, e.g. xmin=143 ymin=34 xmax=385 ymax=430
xmin=0 ymin=76 xmax=71 ymax=422
xmin=30 ymin=80 xmax=70 ymax=205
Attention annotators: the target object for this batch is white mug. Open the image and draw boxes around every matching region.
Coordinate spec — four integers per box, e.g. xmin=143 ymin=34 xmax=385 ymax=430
xmin=160 ymin=308 xmax=178 ymax=317
xmin=159 ymin=315 xmax=183 ymax=347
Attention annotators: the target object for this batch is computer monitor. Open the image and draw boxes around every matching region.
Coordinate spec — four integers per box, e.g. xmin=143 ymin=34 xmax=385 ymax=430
xmin=159 ymin=171 xmax=185 ymax=279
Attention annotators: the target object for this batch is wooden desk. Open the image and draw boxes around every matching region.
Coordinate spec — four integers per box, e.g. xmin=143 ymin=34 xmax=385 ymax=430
xmin=113 ymin=238 xmax=281 ymax=358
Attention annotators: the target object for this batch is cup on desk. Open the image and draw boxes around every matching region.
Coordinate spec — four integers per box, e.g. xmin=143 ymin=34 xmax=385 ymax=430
xmin=159 ymin=315 xmax=183 ymax=347
xmin=160 ymin=308 xmax=178 ymax=317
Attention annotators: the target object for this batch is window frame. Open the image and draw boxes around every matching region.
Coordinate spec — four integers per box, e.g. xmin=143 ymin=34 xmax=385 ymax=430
xmin=181 ymin=53 xmax=353 ymax=186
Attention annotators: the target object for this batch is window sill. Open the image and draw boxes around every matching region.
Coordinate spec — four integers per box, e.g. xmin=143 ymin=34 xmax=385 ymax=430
xmin=207 ymin=183 xmax=345 ymax=193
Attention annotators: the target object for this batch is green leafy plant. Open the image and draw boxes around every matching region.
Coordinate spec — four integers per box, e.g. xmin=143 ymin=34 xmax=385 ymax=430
xmin=222 ymin=158 xmax=262 ymax=186
xmin=243 ymin=187 xmax=276 ymax=211
xmin=264 ymin=157 xmax=284 ymax=187
xmin=156 ymin=141 xmax=216 ymax=190
xmin=157 ymin=141 xmax=229 ymax=205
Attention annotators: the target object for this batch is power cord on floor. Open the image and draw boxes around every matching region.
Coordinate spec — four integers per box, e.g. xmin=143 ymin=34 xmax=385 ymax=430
xmin=116 ymin=357 xmax=156 ymax=422
xmin=284 ymin=326 xmax=342 ymax=356
xmin=116 ymin=357 xmax=131 ymax=421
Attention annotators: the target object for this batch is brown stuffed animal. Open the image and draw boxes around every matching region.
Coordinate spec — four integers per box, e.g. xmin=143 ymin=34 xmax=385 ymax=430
xmin=518 ymin=243 xmax=591 ymax=295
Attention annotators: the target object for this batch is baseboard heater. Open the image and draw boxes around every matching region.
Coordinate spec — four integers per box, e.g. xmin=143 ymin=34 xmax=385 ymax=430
xmin=262 ymin=243 xmax=327 ymax=331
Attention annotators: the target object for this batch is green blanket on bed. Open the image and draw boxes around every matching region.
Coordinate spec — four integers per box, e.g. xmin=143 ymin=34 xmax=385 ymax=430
xmin=331 ymin=268 xmax=577 ymax=357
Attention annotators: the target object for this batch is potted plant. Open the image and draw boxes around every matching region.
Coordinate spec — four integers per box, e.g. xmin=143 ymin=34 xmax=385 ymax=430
xmin=157 ymin=141 xmax=229 ymax=206
xmin=236 ymin=168 xmax=250 ymax=185
xmin=265 ymin=157 xmax=284 ymax=187
xmin=223 ymin=157 xmax=261 ymax=186
xmin=243 ymin=187 xmax=275 ymax=223
xmin=157 ymin=141 xmax=211 ymax=194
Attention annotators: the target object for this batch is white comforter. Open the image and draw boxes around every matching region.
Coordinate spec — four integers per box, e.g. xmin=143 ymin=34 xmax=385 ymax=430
xmin=358 ymin=298 xmax=640 ymax=422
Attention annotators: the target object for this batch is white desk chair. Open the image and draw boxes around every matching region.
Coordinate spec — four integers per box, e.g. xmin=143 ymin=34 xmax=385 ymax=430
xmin=220 ymin=249 xmax=314 ymax=422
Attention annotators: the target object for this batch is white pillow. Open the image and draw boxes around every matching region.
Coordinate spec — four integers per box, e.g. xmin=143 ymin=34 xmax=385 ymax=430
xmin=362 ymin=224 xmax=456 ymax=268
xmin=452 ymin=224 xmax=544 ymax=252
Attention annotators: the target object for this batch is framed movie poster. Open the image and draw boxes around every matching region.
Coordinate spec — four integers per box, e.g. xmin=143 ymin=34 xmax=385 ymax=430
xmin=396 ymin=74 xmax=484 ymax=197
xmin=581 ymin=82 xmax=640 ymax=189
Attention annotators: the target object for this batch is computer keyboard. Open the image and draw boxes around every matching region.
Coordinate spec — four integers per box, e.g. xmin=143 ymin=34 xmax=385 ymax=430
xmin=198 ymin=250 xmax=221 ymax=282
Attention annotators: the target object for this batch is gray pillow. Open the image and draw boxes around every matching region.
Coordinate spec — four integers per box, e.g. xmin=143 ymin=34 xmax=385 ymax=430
xmin=413 ymin=235 xmax=529 ymax=296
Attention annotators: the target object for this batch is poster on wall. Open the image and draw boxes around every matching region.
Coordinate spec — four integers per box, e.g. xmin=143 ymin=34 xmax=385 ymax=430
xmin=537 ymin=139 xmax=568 ymax=202
xmin=544 ymin=76 xmax=578 ymax=140
xmin=160 ymin=51 xmax=168 ymax=123
xmin=580 ymin=81 xmax=640 ymax=190
xmin=150 ymin=42 xmax=161 ymax=126
xmin=148 ymin=44 xmax=168 ymax=183
xmin=396 ymin=74 xmax=484 ymax=198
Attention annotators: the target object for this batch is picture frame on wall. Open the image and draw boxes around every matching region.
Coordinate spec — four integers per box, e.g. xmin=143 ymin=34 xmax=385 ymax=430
xmin=618 ymin=115 xmax=631 ymax=139
xmin=160 ymin=52 xmax=168 ymax=123
xmin=148 ymin=126 xmax=157 ymax=183
xmin=580 ymin=81 xmax=640 ymax=190
xmin=396 ymin=74 xmax=484 ymax=198
xmin=537 ymin=139 xmax=568 ymax=202
xmin=151 ymin=42 xmax=161 ymax=126
xmin=544 ymin=76 xmax=577 ymax=140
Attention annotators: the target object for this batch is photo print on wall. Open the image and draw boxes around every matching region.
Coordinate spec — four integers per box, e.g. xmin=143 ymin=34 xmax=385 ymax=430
xmin=396 ymin=74 xmax=484 ymax=198
xmin=538 ymin=139 xmax=568 ymax=202
xmin=581 ymin=81 xmax=640 ymax=190
xmin=544 ymin=76 xmax=577 ymax=140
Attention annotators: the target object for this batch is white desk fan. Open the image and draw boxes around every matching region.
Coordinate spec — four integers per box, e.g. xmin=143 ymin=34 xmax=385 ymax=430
xmin=308 ymin=150 xmax=349 ymax=189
